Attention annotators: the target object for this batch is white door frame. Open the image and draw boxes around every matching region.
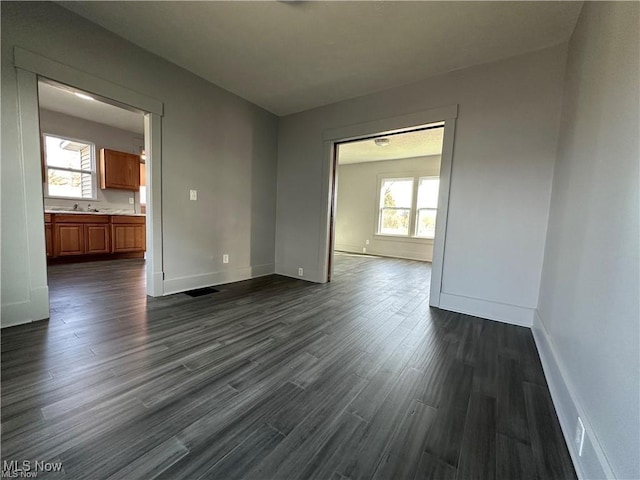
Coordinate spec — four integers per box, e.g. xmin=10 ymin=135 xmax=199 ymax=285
xmin=320 ymin=105 xmax=458 ymax=307
xmin=13 ymin=47 xmax=165 ymax=321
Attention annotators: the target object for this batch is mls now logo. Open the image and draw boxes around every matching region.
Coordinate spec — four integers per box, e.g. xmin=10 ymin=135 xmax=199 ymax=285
xmin=2 ymin=460 xmax=63 ymax=478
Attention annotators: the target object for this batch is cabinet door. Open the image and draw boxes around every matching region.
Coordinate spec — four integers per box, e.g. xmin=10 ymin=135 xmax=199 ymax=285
xmin=100 ymin=149 xmax=140 ymax=191
xmin=112 ymin=224 xmax=145 ymax=252
xmin=45 ymin=224 xmax=53 ymax=257
xmin=85 ymin=224 xmax=111 ymax=254
xmin=55 ymin=224 xmax=84 ymax=256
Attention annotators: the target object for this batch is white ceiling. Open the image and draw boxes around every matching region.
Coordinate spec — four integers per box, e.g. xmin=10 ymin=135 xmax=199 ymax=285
xmin=58 ymin=1 xmax=583 ymax=116
xmin=338 ymin=127 xmax=443 ymax=165
xmin=38 ymin=81 xmax=144 ymax=134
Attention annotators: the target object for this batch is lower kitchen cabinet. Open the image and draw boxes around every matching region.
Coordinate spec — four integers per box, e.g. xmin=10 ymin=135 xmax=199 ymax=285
xmin=85 ymin=224 xmax=111 ymax=254
xmin=112 ymin=219 xmax=146 ymax=253
xmin=45 ymin=216 xmax=53 ymax=257
xmin=46 ymin=213 xmax=145 ymax=260
xmin=54 ymin=223 xmax=84 ymax=256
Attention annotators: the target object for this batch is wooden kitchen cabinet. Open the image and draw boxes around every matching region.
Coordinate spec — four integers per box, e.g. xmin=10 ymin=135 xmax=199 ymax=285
xmin=47 ymin=213 xmax=142 ymax=260
xmin=44 ymin=214 xmax=53 ymax=257
xmin=112 ymin=216 xmax=146 ymax=253
xmin=53 ymin=214 xmax=110 ymax=256
xmin=84 ymin=224 xmax=111 ymax=254
xmin=54 ymin=224 xmax=84 ymax=256
xmin=100 ymin=148 xmax=140 ymax=191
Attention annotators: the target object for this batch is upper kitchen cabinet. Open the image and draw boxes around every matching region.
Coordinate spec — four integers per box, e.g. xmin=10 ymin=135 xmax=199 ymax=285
xmin=100 ymin=148 xmax=140 ymax=191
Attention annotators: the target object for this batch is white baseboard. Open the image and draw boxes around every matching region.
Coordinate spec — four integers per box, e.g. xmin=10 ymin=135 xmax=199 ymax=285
xmin=250 ymin=263 xmax=275 ymax=278
xmin=438 ymin=292 xmax=534 ymax=327
xmin=1 ymin=300 xmax=33 ymax=328
xmin=334 ymin=245 xmax=432 ymax=262
xmin=162 ymin=263 xmax=275 ymax=295
xmin=274 ymin=263 xmax=323 ymax=283
xmin=532 ymin=310 xmax=613 ymax=480
xmin=30 ymin=285 xmax=50 ymax=320
xmin=148 ymin=271 xmax=164 ymax=297
xmin=1 ymin=286 xmax=50 ymax=328
xmin=334 ymin=244 xmax=361 ymax=253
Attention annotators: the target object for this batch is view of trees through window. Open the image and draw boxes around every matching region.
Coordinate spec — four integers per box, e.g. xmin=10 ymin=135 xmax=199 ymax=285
xmin=379 ymin=178 xmax=413 ymax=235
xmin=378 ymin=176 xmax=439 ymax=238
xmin=44 ymin=134 xmax=94 ymax=199
xmin=416 ymin=177 xmax=439 ymax=238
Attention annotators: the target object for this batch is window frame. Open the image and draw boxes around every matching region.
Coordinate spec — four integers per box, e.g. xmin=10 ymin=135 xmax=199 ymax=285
xmin=375 ymin=173 xmax=439 ymax=241
xmin=42 ymin=132 xmax=97 ymax=201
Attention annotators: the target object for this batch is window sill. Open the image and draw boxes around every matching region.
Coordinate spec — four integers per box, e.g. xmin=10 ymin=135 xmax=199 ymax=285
xmin=374 ymin=234 xmax=434 ymax=244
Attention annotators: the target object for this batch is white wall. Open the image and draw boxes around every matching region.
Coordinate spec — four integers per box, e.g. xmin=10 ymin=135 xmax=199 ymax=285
xmin=1 ymin=2 xmax=278 ymax=326
xmin=535 ymin=3 xmax=639 ymax=479
xmin=39 ymin=109 xmax=144 ymax=213
xmin=276 ymin=44 xmax=567 ymax=326
xmin=335 ymin=155 xmax=440 ymax=262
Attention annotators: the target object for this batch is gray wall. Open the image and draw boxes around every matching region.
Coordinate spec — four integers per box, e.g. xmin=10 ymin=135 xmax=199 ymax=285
xmin=1 ymin=2 xmax=278 ymax=324
xmin=335 ymin=156 xmax=440 ymax=261
xmin=276 ymin=44 xmax=567 ymax=324
xmin=39 ymin=108 xmax=144 ymax=213
xmin=536 ymin=2 xmax=639 ymax=479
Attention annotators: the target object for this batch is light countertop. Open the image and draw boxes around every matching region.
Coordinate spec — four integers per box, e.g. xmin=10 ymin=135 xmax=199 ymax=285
xmin=45 ymin=210 xmax=146 ymax=217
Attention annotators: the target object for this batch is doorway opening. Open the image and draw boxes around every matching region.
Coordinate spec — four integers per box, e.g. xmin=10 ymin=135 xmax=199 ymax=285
xmin=329 ymin=125 xmax=444 ymax=286
xmin=38 ymin=79 xmax=149 ymax=319
xmin=322 ymin=105 xmax=457 ymax=307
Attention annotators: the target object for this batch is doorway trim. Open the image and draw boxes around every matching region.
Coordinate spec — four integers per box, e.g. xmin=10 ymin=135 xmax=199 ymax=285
xmin=321 ymin=105 xmax=457 ymax=307
xmin=13 ymin=47 xmax=165 ymax=322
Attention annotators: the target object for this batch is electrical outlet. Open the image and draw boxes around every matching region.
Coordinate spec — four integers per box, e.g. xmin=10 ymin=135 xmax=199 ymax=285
xmin=298 ymin=267 xmax=303 ymax=276
xmin=223 ymin=254 xmax=229 ymax=264
xmin=129 ymin=197 xmax=134 ymax=204
xmin=190 ymin=190 xmax=197 ymax=201
xmin=363 ymin=247 xmax=367 ymax=253
xmin=365 ymin=239 xmax=370 ymax=245
xmin=575 ymin=417 xmax=585 ymax=456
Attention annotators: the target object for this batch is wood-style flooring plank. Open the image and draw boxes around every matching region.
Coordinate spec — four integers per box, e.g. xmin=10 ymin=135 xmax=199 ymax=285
xmin=413 ymin=451 xmax=457 ymax=480
xmin=523 ymin=382 xmax=577 ymax=480
xmin=199 ymin=423 xmax=285 ymax=479
xmin=104 ymin=436 xmax=189 ymax=480
xmin=336 ymin=367 xmax=428 ymax=480
xmin=496 ymin=355 xmax=530 ymax=445
xmin=244 ymin=374 xmax=368 ymax=479
xmin=496 ymin=434 xmax=537 ymax=480
xmin=371 ymin=399 xmax=438 ymax=480
xmin=422 ymin=361 xmax=474 ymax=468
xmin=456 ymin=392 xmax=497 ymax=480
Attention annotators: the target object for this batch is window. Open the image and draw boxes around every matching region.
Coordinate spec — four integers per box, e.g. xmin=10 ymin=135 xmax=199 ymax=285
xmin=377 ymin=175 xmax=440 ymax=239
xmin=139 ymin=162 xmax=146 ymax=206
xmin=379 ymin=178 xmax=414 ymax=235
xmin=43 ymin=134 xmax=96 ymax=199
xmin=416 ymin=177 xmax=440 ymax=238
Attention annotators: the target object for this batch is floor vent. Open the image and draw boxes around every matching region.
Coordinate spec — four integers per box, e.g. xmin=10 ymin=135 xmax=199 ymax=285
xmin=184 ymin=287 xmax=220 ymax=297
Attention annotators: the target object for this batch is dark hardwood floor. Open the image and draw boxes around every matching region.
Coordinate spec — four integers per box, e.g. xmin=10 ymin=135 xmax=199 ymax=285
xmin=1 ymin=254 xmax=576 ymax=479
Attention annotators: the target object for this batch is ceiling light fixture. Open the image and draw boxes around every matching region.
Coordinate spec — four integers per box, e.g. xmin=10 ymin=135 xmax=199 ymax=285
xmin=74 ymin=92 xmax=95 ymax=101
xmin=374 ymin=138 xmax=390 ymax=147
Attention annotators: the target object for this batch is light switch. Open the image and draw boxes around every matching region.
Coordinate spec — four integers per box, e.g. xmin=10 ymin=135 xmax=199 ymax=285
xmin=129 ymin=197 xmax=134 ymax=204
xmin=190 ymin=190 xmax=197 ymax=201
